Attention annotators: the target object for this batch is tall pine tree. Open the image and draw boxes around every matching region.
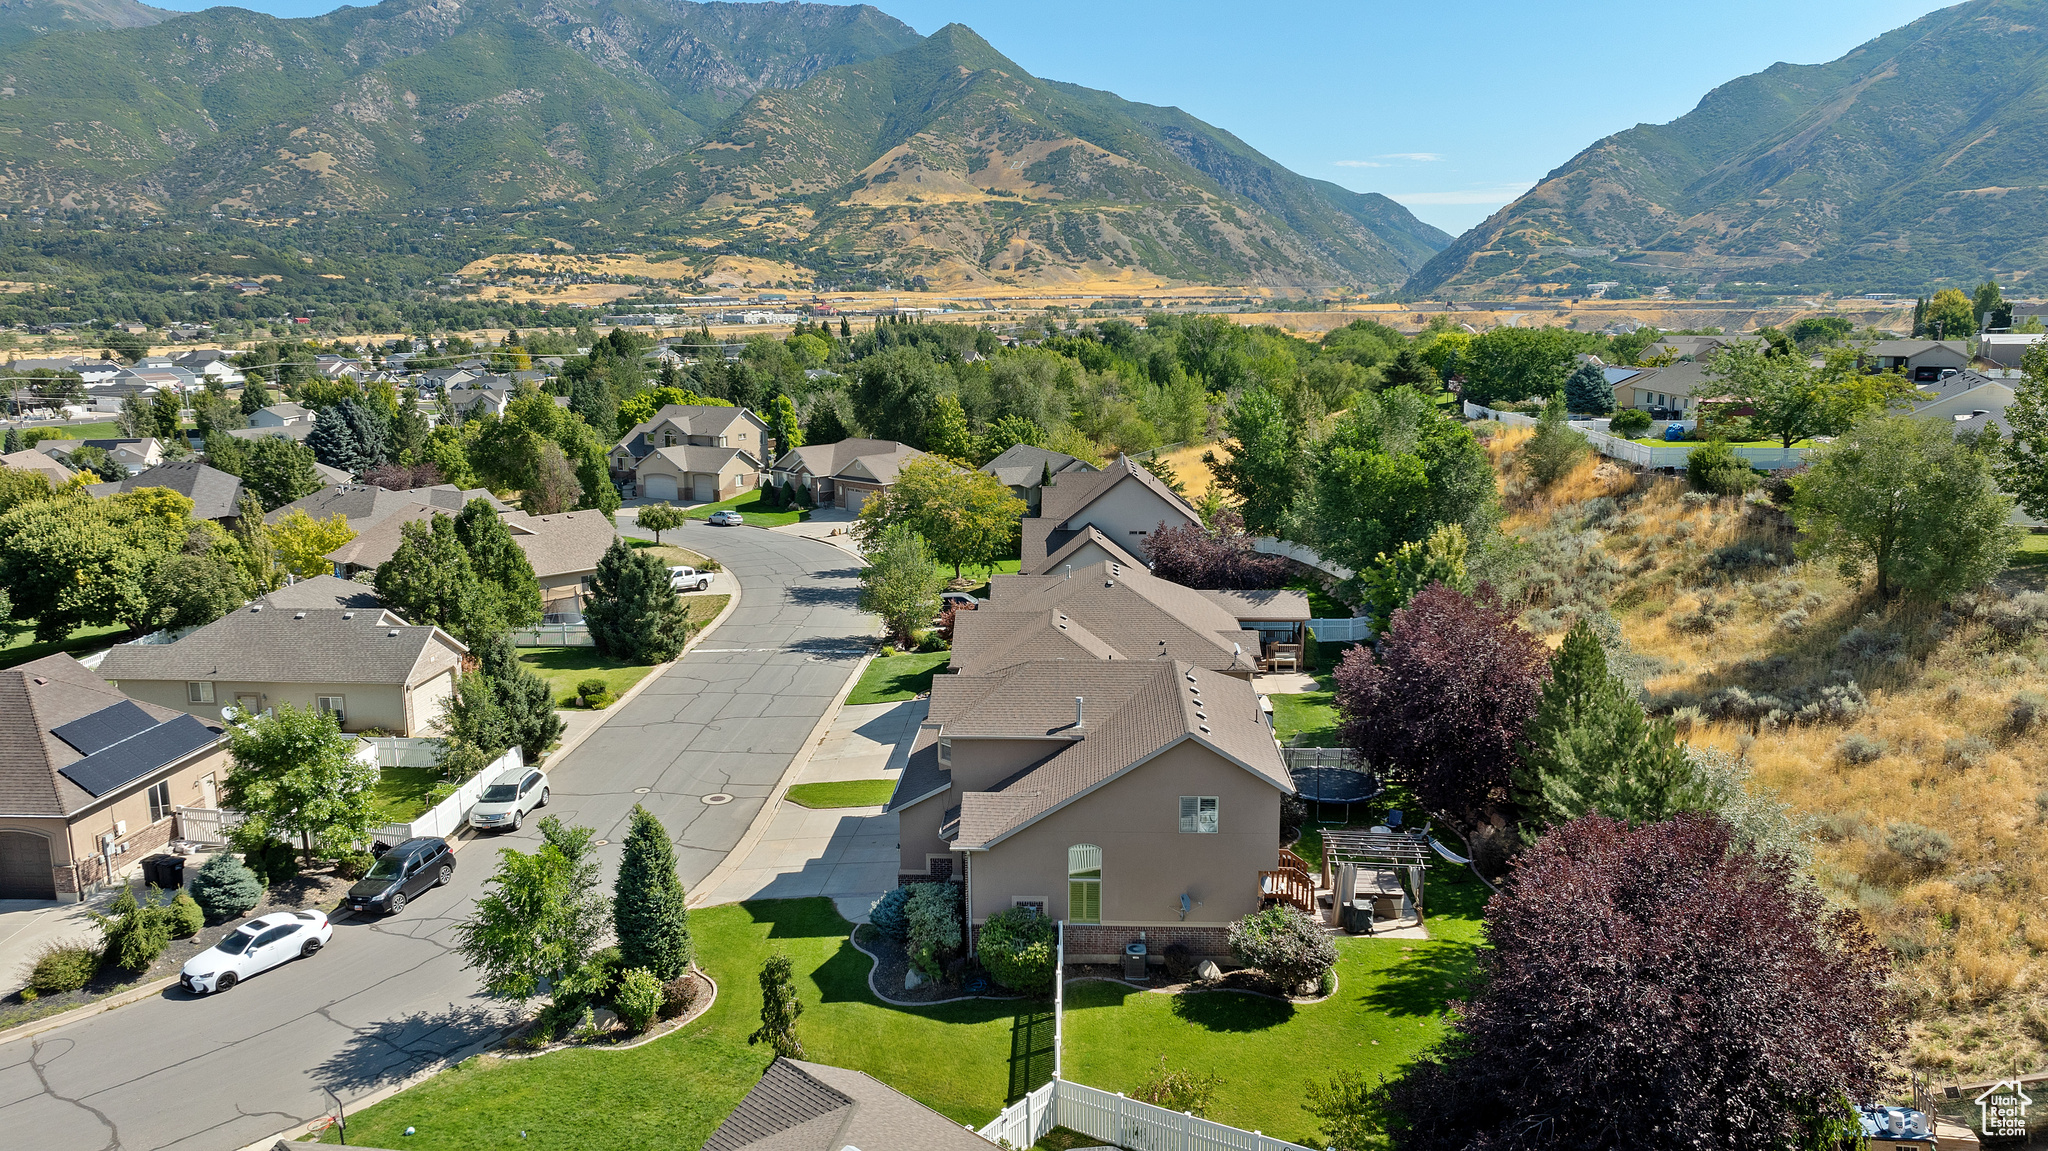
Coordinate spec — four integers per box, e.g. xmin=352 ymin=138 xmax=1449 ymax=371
xmin=475 ymin=632 xmax=563 ymax=763
xmin=614 ymin=805 xmax=691 ymax=981
xmin=454 ymin=498 xmax=543 ymax=629
xmin=584 ymin=538 xmax=692 ymax=663
xmin=1513 ymin=619 xmax=1705 ymax=835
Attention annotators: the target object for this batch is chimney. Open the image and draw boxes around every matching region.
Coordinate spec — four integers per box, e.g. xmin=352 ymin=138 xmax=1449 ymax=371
xmin=1075 ymin=696 xmax=1085 ymax=729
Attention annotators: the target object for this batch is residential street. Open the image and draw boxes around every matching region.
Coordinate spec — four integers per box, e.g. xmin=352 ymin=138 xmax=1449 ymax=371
xmin=0 ymin=523 xmax=874 ymax=1151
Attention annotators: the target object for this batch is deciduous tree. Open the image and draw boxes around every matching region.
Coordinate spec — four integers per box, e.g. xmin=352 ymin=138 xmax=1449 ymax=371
xmin=268 ymin=509 xmax=356 ymax=579
xmin=1794 ymin=414 xmax=2016 ymax=600
xmin=857 ymin=524 xmax=946 ymax=646
xmin=454 ymin=817 xmax=611 ymax=1003
xmin=1707 ymin=344 xmax=1910 ymax=450
xmin=851 ymin=457 xmax=1025 ymax=580
xmin=373 ymin=514 xmax=497 ymax=644
xmin=1520 ymin=396 xmax=1589 ymax=487
xmin=1304 ymin=388 xmax=1496 ymax=576
xmin=239 ymin=436 xmax=325 ymax=510
xmin=1371 ymin=814 xmax=1890 ymax=1151
xmin=1360 ymin=523 xmax=1471 ymax=634
xmin=1144 ymin=509 xmax=1291 ymax=589
xmin=1205 ymin=385 xmax=1302 ymax=537
xmin=220 ymin=703 xmax=378 ymax=868
xmin=749 ymin=952 xmax=804 ymax=1058
xmin=636 ymin=502 xmax=686 ymax=545
xmin=1999 ymin=344 xmax=2048 ymax=522
xmin=0 ymin=487 xmax=198 ymax=640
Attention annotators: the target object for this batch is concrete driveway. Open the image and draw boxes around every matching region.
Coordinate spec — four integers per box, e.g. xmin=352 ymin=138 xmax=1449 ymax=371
xmin=0 ymin=521 xmax=875 ymax=1151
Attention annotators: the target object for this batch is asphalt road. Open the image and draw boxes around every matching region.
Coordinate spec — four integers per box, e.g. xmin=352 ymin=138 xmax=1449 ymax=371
xmin=0 ymin=522 xmax=874 ymax=1151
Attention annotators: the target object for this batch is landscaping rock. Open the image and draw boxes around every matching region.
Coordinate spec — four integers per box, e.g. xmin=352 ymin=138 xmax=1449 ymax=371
xmin=1195 ymin=960 xmax=1222 ymax=981
xmin=591 ymin=1007 xmax=621 ymax=1032
xmin=904 ymin=967 xmax=925 ymax=990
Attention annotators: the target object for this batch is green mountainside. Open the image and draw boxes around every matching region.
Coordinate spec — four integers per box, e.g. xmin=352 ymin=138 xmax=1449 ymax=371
xmin=0 ymin=0 xmax=166 ymax=48
xmin=1407 ymin=0 xmax=2048 ymax=296
xmin=0 ymin=0 xmax=1443 ymax=289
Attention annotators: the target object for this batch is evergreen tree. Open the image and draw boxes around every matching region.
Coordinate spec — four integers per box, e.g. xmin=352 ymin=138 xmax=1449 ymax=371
xmin=374 ymin=514 xmax=497 ymax=644
xmin=803 ymin=395 xmax=852 ymax=445
xmin=749 ymin=952 xmax=804 ymax=1058
xmin=568 ymin=372 xmax=619 ymax=443
xmin=3 ymin=426 xmax=21 ymax=453
xmin=1513 ymin=619 xmax=1705 ymax=834
xmin=614 ymin=805 xmax=692 ymax=981
xmin=1563 ymin=361 xmax=1613 ymax=414
xmin=1381 ymin=345 xmax=1439 ymax=391
xmin=239 ymin=381 xmax=267 ymax=415
xmin=454 ymin=498 xmax=543 ymax=629
xmin=307 ymin=397 xmax=390 ymax=476
xmin=585 ymin=537 xmax=692 ymax=663
xmin=475 ymin=631 xmax=563 ymax=762
xmin=839 ymin=316 xmax=851 ymax=339
xmin=241 ymin=436 xmax=324 ymax=510
xmin=767 ymin=393 xmax=804 ymax=459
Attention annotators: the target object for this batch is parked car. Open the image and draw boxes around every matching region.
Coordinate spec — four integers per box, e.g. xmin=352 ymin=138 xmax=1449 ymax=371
xmin=180 ymin=909 xmax=332 ymax=994
xmin=345 ymin=837 xmax=455 ymax=916
xmin=708 ymin=509 xmax=744 ymax=526
xmin=469 ymin=766 xmax=549 ymax=832
xmin=940 ymin=592 xmax=979 ymax=611
xmin=669 ymin=565 xmax=711 ymax=591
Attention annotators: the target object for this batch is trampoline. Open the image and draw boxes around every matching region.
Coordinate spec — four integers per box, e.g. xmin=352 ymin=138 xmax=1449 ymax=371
xmin=1286 ymin=756 xmax=1381 ymax=824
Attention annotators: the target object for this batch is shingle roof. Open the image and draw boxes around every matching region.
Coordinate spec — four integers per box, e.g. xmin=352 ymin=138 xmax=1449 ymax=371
xmin=885 ymin=739 xmax=952 ymax=814
xmin=324 ymin=506 xmax=615 ymax=580
xmin=636 ymin=444 xmax=757 ymax=475
xmin=703 ymin=1058 xmax=1000 ymax=1151
xmin=1196 ymin=588 xmax=1312 ymax=622
xmin=612 ymin=404 xmax=758 ymax=458
xmin=265 ymin=483 xmax=506 ymax=529
xmin=256 ymin=574 xmax=382 ymax=611
xmin=97 ymin=606 xmax=465 ymax=687
xmin=1869 ymin=339 xmax=1967 ymax=358
xmin=0 ymin=655 xmax=224 ymax=818
xmin=1038 ymin=524 xmax=1146 ymax=573
xmin=952 ymin=562 xmax=1261 ymax=676
xmin=773 ymin=438 xmax=924 ymax=481
xmin=1021 ymin=454 xmax=1199 ymax=572
xmin=931 ymin=661 xmax=1289 ymax=850
xmin=979 ymin=444 xmax=1095 ymax=489
xmin=86 ymin=460 xmax=246 ymax=521
xmin=1 ymin=449 xmax=77 ymax=481
xmin=226 ymin=422 xmax=316 ymax=444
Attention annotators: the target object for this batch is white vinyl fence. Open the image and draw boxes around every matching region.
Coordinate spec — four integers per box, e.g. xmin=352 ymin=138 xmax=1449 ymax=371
xmin=512 ymin=623 xmax=593 ymax=647
xmin=1306 ymin=616 xmax=1372 ymax=643
xmin=1463 ymin=401 xmax=1814 ymax=471
xmin=368 ymin=747 xmax=523 ymax=845
xmin=980 ymin=1079 xmax=1313 ymax=1151
xmin=357 ymin=736 xmax=447 ymax=768
xmin=1251 ymin=536 xmax=1352 ymax=581
xmin=173 ymin=806 xmax=241 ymax=846
xmin=1462 ymin=401 xmax=1539 ymax=427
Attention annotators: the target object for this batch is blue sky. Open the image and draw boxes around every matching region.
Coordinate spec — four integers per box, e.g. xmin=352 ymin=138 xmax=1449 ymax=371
xmin=154 ymin=0 xmax=1943 ymax=237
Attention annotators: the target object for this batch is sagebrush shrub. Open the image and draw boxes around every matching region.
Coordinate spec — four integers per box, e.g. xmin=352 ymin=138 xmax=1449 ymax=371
xmin=1837 ymin=734 xmax=1887 ymax=765
xmin=1885 ymin=821 xmax=1953 ymax=871
xmin=2013 ymin=691 xmax=2046 ymax=734
xmin=1945 ymin=735 xmax=1992 ymax=769
xmin=1984 ymin=592 xmax=2048 ymax=642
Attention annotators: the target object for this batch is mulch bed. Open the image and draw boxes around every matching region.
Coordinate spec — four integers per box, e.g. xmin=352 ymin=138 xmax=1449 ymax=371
xmin=851 ymin=924 xmax=1021 ymax=1003
xmin=503 ymin=968 xmax=716 ymax=1055
xmin=0 ymin=854 xmax=358 ymax=1032
xmin=1066 ymin=961 xmax=1329 ymax=1003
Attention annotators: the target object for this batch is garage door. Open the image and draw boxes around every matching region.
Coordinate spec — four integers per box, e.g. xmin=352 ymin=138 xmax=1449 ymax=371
xmin=692 ymin=474 xmax=716 ymax=502
xmin=0 ymin=831 xmax=56 ymax=900
xmin=845 ymin=488 xmax=871 ymax=513
xmin=642 ymin=474 xmax=678 ymax=502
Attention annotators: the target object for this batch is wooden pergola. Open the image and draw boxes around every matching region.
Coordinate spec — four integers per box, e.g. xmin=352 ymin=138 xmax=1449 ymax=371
xmin=1319 ymin=829 xmax=1434 ymax=918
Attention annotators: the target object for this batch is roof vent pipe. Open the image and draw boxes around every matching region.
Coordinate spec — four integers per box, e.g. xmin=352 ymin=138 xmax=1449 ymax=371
xmin=1075 ymin=696 xmax=1084 ymax=729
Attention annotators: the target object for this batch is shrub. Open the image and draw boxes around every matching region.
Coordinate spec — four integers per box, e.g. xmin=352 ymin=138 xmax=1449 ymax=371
xmin=975 ymin=907 xmax=1056 ymax=994
xmin=1227 ymin=905 xmax=1338 ymax=995
xmin=1672 ymin=594 xmax=1739 ymax=634
xmin=869 ymin=885 xmax=913 ymax=941
xmin=658 ymin=973 xmax=701 ymax=1021
xmin=334 ymin=850 xmax=377 ymax=880
xmin=1608 ymin=408 xmax=1652 ymax=438
xmin=905 ymin=882 xmax=963 ymax=982
xmin=95 ymin=887 xmax=174 ymax=973
xmin=25 ymin=939 xmax=100 ymax=994
xmin=242 ymin=838 xmax=299 ymax=886
xmin=583 ymin=690 xmax=614 ymax=710
xmin=613 ymin=967 xmax=663 ymax=1033
xmin=2013 ymin=691 xmax=2046 ymax=734
xmin=1775 ymin=608 xmax=1809 ymax=633
xmin=189 ymin=853 xmax=262 ymax=924
xmin=574 ymin=945 xmax=624 ymax=1002
xmin=914 ymin=629 xmax=950 ymax=653
xmin=169 ymin=890 xmax=204 ymax=938
xmin=1522 ymin=398 xmax=1590 ymax=488
xmin=1837 ymin=734 xmax=1887 ymax=765
xmin=1687 ymin=440 xmax=1756 ymax=495
xmin=576 ymin=678 xmax=607 ymax=701
xmin=1985 ymin=592 xmax=2048 ymax=642
xmin=1161 ymin=942 xmax=1198 ymax=983
xmin=1133 ymin=1056 xmax=1222 ymax=1117
xmin=1945 ymin=735 xmax=1992 ymax=769
xmin=1885 ymin=821 xmax=1953 ymax=871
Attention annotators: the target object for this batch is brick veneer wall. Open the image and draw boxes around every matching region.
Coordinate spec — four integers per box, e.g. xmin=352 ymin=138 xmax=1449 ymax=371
xmin=57 ymin=818 xmax=174 ymax=896
xmin=973 ymin=922 xmax=1232 ymax=964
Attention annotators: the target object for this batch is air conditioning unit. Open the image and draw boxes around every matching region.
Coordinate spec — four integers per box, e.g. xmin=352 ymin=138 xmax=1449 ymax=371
xmin=113 ymin=820 xmax=127 ymax=837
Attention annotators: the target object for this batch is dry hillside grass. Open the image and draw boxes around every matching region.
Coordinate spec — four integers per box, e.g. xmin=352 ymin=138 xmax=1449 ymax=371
xmin=1485 ymin=431 xmax=2048 ymax=1082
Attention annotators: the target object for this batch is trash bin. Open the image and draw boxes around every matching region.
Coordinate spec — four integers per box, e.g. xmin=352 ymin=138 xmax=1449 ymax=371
xmin=139 ymin=854 xmax=172 ymax=890
xmin=159 ymin=855 xmax=186 ymax=889
xmin=1122 ymin=941 xmax=1148 ymax=981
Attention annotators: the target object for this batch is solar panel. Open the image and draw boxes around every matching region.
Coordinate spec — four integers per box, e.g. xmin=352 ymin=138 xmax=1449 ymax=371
xmin=58 ymin=714 xmax=220 ymax=797
xmin=49 ymin=700 xmax=158 ymax=756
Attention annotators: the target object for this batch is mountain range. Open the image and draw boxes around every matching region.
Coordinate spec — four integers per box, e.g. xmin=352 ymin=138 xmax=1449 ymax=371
xmin=0 ymin=0 xmax=166 ymax=48
xmin=1410 ymin=0 xmax=2048 ymax=296
xmin=0 ymin=0 xmax=1447 ymax=290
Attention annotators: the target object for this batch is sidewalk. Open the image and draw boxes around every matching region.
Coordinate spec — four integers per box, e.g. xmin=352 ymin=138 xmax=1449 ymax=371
xmin=697 ymin=698 xmax=925 ymax=910
xmin=769 ymin=506 xmax=866 ymax=562
xmin=0 ymin=864 xmax=155 ymax=985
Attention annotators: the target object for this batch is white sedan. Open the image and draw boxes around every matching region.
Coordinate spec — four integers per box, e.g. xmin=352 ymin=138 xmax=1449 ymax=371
xmin=180 ymin=909 xmax=332 ymax=994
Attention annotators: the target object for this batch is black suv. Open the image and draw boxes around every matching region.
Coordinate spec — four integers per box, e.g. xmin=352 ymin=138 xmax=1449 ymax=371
xmin=346 ymin=837 xmax=454 ymax=916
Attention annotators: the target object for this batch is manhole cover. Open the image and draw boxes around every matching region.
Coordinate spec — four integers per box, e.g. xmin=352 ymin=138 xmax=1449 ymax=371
xmin=703 ymin=793 xmax=734 ymax=805
xmin=593 ymin=839 xmax=610 ymax=847
xmin=634 ymin=787 xmax=651 ymax=794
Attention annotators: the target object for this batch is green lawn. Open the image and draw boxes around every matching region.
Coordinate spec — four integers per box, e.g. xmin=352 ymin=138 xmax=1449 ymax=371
xmin=1285 ymin=578 xmax=1350 ymax=620
xmin=517 ymin=647 xmax=657 ymax=707
xmin=785 ymin=779 xmax=896 ymax=808
xmin=685 ymin=489 xmax=806 ymax=527
xmin=937 ymin=557 xmax=1020 ymax=598
xmin=627 ymin=538 xmax=716 ymax=569
xmin=28 ymin=420 xmax=121 ymax=442
xmin=313 ymin=899 xmax=1044 ymax=1150
xmin=1269 ymin=671 xmax=1339 ymax=748
xmin=1063 ymin=864 xmax=1488 ymax=1147
xmin=847 ymin=650 xmax=951 ymax=705
xmin=2011 ymin=532 xmax=2048 ymax=568
xmin=367 ymin=767 xmax=441 ymax=825
xmin=0 ymin=621 xmax=127 ymax=670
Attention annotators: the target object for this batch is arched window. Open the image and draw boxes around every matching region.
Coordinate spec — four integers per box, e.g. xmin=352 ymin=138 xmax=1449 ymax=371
xmin=1067 ymin=844 xmax=1101 ymax=924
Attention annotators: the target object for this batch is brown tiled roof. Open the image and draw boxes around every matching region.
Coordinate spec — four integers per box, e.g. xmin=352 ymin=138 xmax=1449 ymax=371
xmin=952 ymin=562 xmax=1260 ymax=675
xmin=612 ymin=404 xmax=760 ymax=456
xmin=979 ymin=444 xmax=1094 ymax=489
xmin=704 ymin=1058 xmax=999 ymax=1151
xmin=636 ymin=444 xmax=759 ymax=475
xmin=97 ymin=607 xmax=464 ymax=687
xmin=771 ymin=438 xmax=923 ymax=481
xmin=0 ymin=654 xmax=223 ymax=818
xmin=1020 ymin=454 xmax=1200 ymax=573
xmin=325 ymin=507 xmax=615 ymax=580
xmin=265 ymin=483 xmax=506 ymax=529
xmin=1197 ymin=588 xmax=1312 ymax=622
xmin=1 ymin=449 xmax=77 ymax=481
xmin=930 ymin=661 xmax=1290 ymax=850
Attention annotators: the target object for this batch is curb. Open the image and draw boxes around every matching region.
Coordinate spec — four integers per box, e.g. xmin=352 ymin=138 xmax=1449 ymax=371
xmin=0 ymin=973 xmax=180 ymax=1049
xmin=688 ymin=648 xmax=876 ymax=909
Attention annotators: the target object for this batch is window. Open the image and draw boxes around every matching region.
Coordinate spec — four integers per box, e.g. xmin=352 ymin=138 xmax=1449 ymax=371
xmin=643 ymin=431 xmax=654 ymax=445
xmin=316 ymin=695 xmax=347 ymax=725
xmin=1179 ymin=796 xmax=1220 ymax=834
xmin=937 ymin=735 xmax=952 ymax=765
xmin=1012 ymin=898 xmax=1046 ymax=917
xmin=187 ymin=682 xmax=214 ymax=704
xmin=664 ymin=431 xmax=676 ymax=446
xmin=1068 ymin=844 xmax=1101 ymax=924
xmin=147 ymin=780 xmax=172 ymax=823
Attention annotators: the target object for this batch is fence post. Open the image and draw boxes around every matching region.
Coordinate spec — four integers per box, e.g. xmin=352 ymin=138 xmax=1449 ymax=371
xmin=1115 ymin=1093 xmax=1125 ymax=1146
xmin=1182 ymin=1109 xmax=1193 ymax=1151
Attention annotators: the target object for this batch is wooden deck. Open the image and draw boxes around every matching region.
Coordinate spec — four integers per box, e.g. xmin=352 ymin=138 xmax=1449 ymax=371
xmin=1258 ymin=848 xmax=1316 ymax=914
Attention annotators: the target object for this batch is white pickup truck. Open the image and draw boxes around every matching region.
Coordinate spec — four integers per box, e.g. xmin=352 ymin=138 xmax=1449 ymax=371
xmin=669 ymin=565 xmax=712 ymax=592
